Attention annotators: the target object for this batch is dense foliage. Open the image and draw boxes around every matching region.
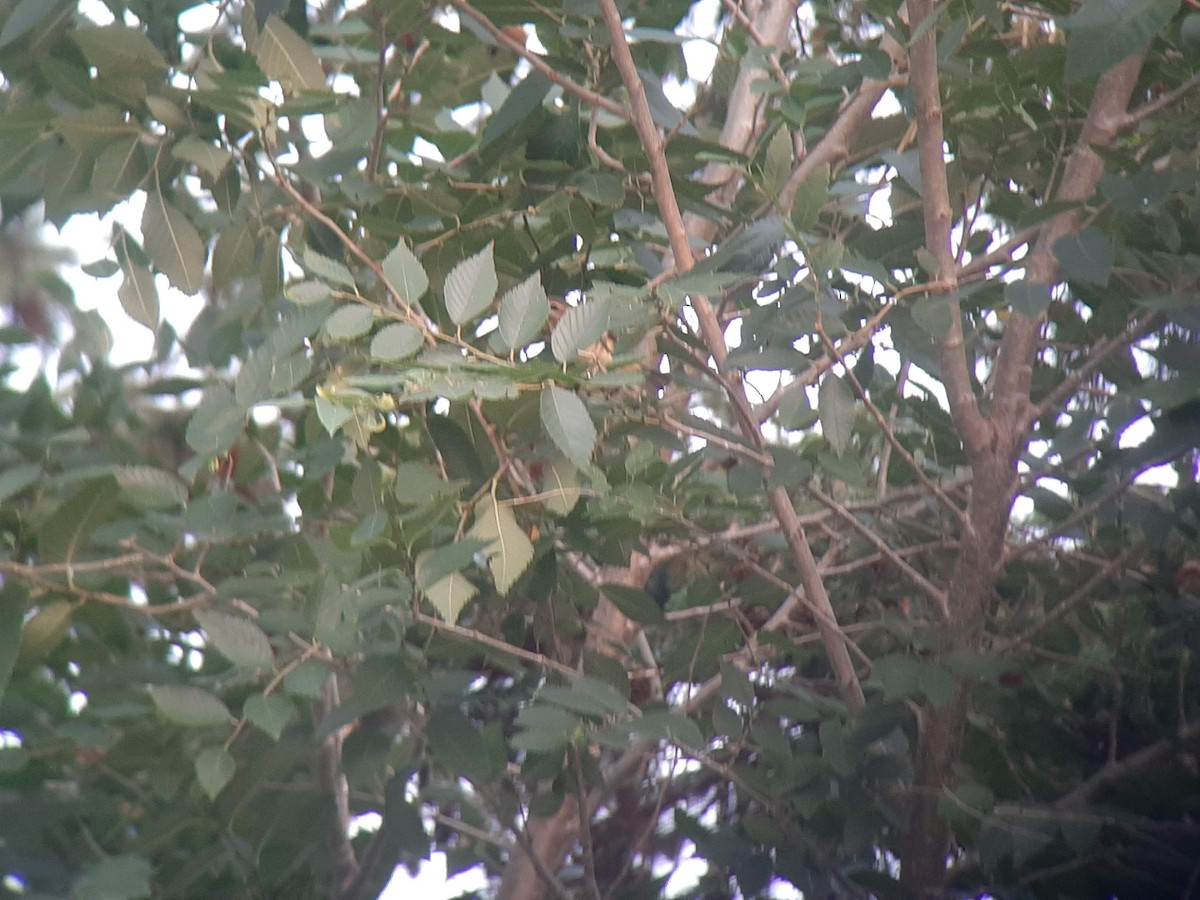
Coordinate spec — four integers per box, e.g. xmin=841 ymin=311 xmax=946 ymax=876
xmin=1 ymin=0 xmax=1199 ymax=897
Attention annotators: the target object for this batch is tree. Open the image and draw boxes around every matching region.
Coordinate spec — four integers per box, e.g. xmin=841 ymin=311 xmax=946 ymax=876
xmin=1 ymin=0 xmax=1199 ymax=896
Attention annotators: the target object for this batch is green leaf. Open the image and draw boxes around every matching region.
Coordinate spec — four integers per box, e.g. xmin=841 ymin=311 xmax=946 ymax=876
xmin=790 ymin=163 xmax=830 ymax=232
xmin=185 ymin=387 xmax=245 ymax=457
xmin=142 ymin=191 xmax=206 ymax=294
xmin=817 ymin=374 xmax=855 ymax=457
xmin=497 ymin=272 xmax=550 ymax=351
xmin=1004 ymin=280 xmax=1052 ymax=318
xmin=39 ymin=480 xmax=120 ymax=565
xmin=243 ymin=692 xmax=295 ymax=740
xmin=539 ymin=675 xmax=628 ymax=718
xmin=427 ymin=709 xmax=498 ymax=780
xmin=73 ymin=855 xmax=152 ymax=900
xmin=172 ymin=137 xmax=233 ymax=177
xmin=482 ymin=71 xmax=551 ymax=147
xmin=117 ymin=264 xmax=159 ymax=331
xmin=194 ymin=608 xmax=274 ymax=669
xmin=324 ymin=305 xmax=374 ymax=341
xmin=541 ymin=386 xmax=596 ymax=471
xmin=1053 ymin=227 xmax=1112 ymax=285
xmin=575 ymin=172 xmax=625 ymax=207
xmin=468 ymin=495 xmax=535 ymax=596
xmin=550 ymin=299 xmax=609 ymax=363
xmin=444 ymin=242 xmax=497 ymax=325
xmin=632 ymin=711 xmax=705 ymax=748
xmin=868 ymin=655 xmax=956 ymax=705
xmin=0 ymin=0 xmax=63 ymax=50
xmin=302 ymin=245 xmax=356 ymax=289
xmin=16 ymin=601 xmax=73 ymax=667
xmin=422 ymin=572 xmax=478 ymax=623
xmin=93 ymin=136 xmax=146 ymax=202
xmin=113 ymin=466 xmax=188 ymax=510
xmin=912 ymin=294 xmax=955 ymax=339
xmin=213 ymin=223 xmax=257 ymax=292
xmin=762 ymin=127 xmax=793 ymax=199
xmin=195 ymin=747 xmax=236 ymax=799
xmin=1062 ymin=0 xmax=1177 ymax=83
xmin=542 ymin=456 xmax=581 ymax=516
xmin=253 ymin=14 xmax=329 ymax=93
xmin=394 ymin=462 xmax=461 ymax=506
xmin=72 ymin=25 xmax=167 ymax=76
xmin=512 ymin=705 xmax=577 ymax=752
xmin=382 ymin=240 xmax=429 ymax=305
xmin=148 ymin=685 xmax=232 ymax=727
xmin=415 ymin=539 xmax=491 ymax=590
xmin=601 ymin=583 xmax=666 ymax=626
xmin=286 ymin=279 xmax=334 ymax=306
xmin=371 ymin=322 xmax=424 ymax=361
xmin=0 ymin=582 xmax=27 ymax=703
xmin=0 ymin=462 xmax=41 ymax=504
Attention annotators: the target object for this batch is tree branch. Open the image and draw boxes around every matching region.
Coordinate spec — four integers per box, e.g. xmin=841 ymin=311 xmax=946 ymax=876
xmin=449 ymin=0 xmax=627 ymax=120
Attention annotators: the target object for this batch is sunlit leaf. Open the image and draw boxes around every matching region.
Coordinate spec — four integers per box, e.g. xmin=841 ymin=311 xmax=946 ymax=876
xmin=468 ymin=495 xmax=534 ymax=596
xmin=444 ymin=242 xmax=497 ymax=326
xmin=422 ymin=571 xmax=478 ymax=623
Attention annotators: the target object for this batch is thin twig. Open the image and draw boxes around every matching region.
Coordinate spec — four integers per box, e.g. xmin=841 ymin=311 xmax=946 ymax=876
xmin=993 ymin=550 xmax=1130 ymax=654
xmin=570 ymin=746 xmax=603 ymax=900
xmin=817 ymin=321 xmax=966 ymax=529
xmin=449 ymin=0 xmax=626 ymax=120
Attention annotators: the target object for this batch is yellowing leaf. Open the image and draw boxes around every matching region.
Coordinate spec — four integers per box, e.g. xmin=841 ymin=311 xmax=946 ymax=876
xmin=423 ymin=571 xmax=478 ymax=623
xmin=469 ymin=496 xmax=534 ymax=596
